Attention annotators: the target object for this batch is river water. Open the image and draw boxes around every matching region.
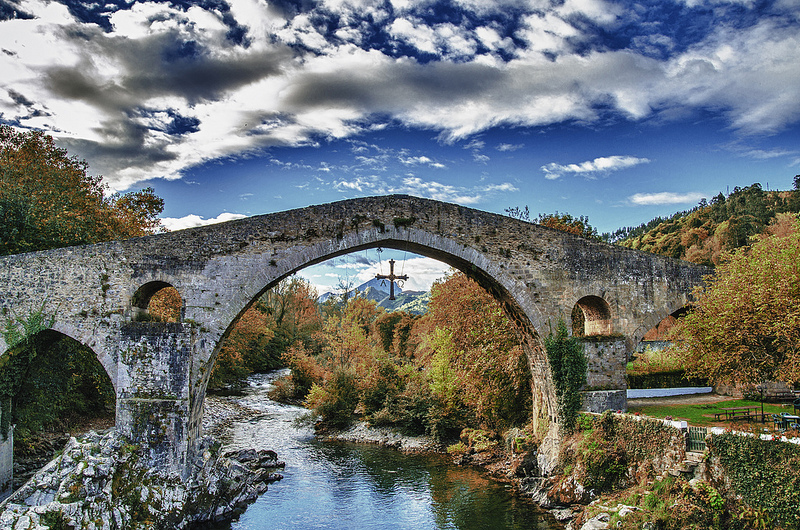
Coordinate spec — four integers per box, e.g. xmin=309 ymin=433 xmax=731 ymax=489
xmin=205 ymin=371 xmax=558 ymax=530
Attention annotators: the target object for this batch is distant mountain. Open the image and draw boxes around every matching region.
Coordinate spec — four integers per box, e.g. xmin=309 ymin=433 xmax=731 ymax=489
xmin=318 ymin=278 xmax=429 ymax=314
xmin=357 ymin=277 xmax=404 ymax=295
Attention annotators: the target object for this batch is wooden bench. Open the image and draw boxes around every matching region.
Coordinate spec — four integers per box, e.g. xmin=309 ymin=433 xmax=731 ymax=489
xmin=765 ymin=391 xmax=798 ymax=402
xmin=718 ymin=407 xmax=760 ymax=421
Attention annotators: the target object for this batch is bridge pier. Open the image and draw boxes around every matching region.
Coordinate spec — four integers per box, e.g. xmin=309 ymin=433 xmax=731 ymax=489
xmin=115 ymin=322 xmax=196 ymax=477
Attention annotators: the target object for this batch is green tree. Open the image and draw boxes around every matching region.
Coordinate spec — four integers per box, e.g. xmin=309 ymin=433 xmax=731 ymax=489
xmin=671 ymin=214 xmax=800 ymax=386
xmin=544 ymin=319 xmax=587 ymax=434
xmin=0 ymin=125 xmax=164 ymax=255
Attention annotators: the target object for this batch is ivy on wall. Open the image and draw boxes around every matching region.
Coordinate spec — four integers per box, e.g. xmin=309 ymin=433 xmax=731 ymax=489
xmin=545 ymin=319 xmax=587 ymax=433
xmin=559 ymin=412 xmax=683 ymax=494
xmin=708 ymin=432 xmax=800 ymax=530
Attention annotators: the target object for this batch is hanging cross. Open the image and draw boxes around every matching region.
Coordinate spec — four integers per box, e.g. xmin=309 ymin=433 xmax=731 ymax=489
xmin=375 ymin=259 xmax=408 ymax=300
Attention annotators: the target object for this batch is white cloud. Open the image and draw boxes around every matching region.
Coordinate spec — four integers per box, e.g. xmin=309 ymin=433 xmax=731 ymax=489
xmin=496 ymin=143 xmax=523 ymax=152
xmin=161 ymin=212 xmax=248 ymax=231
xmin=463 ymin=139 xmax=485 ymax=150
xmin=330 ymin=173 xmax=517 ymax=205
xmin=399 ymin=155 xmax=445 ymax=167
xmin=481 ymin=182 xmax=518 ymax=192
xmin=334 ymin=175 xmax=385 ymax=193
xmin=731 ymin=146 xmax=799 ymax=160
xmin=389 ymin=18 xmax=439 ymax=55
xmin=660 ymin=19 xmax=800 ymax=134
xmin=1 ymin=0 xmax=799 ymax=192
xmin=542 ymin=155 xmax=650 ymax=179
xmin=628 ymin=192 xmax=707 ymax=205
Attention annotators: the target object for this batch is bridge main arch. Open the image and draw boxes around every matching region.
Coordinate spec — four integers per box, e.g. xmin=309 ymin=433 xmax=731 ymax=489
xmin=195 ymin=227 xmax=561 ymax=469
xmin=0 ymin=194 xmax=710 ymax=477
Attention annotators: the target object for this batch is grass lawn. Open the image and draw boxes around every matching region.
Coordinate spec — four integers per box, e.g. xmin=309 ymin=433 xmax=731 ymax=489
xmin=627 ymin=398 xmax=796 ymax=428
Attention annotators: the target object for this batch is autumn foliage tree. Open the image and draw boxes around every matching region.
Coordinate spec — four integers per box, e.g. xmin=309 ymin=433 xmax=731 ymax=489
xmin=505 ymin=205 xmax=599 ymax=239
xmin=421 ymin=272 xmax=532 ymax=430
xmin=0 ymin=125 xmax=163 ymax=255
xmin=0 ymin=125 xmax=166 ymax=450
xmin=670 ymin=213 xmax=800 ymax=386
xmin=277 ymin=271 xmax=533 ymax=441
xmin=209 ymin=277 xmax=323 ymax=388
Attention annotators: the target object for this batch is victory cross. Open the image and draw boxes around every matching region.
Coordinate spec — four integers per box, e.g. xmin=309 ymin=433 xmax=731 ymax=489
xmin=375 ymin=259 xmax=408 ymax=300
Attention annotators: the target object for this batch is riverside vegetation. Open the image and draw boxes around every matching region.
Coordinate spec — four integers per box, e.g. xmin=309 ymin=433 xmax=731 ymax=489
xmin=264 ymin=271 xmax=534 ymax=444
xmin=545 ymin=412 xmax=800 ymax=530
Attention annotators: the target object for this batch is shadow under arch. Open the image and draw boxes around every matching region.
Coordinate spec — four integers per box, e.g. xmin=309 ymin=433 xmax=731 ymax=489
xmin=197 ymin=229 xmax=560 ymax=469
xmin=0 ymin=329 xmax=115 ymax=457
xmin=572 ymin=295 xmax=613 ymax=337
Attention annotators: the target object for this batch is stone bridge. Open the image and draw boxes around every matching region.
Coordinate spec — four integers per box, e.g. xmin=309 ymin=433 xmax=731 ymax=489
xmin=0 ymin=195 xmax=709 ymax=476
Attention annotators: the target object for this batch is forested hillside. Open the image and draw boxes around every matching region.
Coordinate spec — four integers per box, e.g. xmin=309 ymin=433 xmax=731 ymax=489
xmin=612 ymin=178 xmax=800 ymax=266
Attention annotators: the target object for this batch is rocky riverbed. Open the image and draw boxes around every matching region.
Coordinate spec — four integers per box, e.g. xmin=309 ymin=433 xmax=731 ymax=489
xmin=0 ymin=397 xmax=284 ymax=530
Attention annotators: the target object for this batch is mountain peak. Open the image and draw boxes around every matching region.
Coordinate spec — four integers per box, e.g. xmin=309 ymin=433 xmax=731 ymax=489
xmin=356 ymin=277 xmax=403 ymax=295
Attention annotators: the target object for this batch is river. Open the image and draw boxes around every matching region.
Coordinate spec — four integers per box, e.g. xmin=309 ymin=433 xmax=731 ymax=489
xmin=203 ymin=371 xmax=558 ymax=530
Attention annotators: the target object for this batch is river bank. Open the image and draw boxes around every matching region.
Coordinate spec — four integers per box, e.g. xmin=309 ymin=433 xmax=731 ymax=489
xmin=0 ymin=392 xmax=288 ymax=530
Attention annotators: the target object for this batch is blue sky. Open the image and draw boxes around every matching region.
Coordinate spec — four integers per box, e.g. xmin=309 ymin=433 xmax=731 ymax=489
xmin=2 ymin=0 xmax=799 ymax=293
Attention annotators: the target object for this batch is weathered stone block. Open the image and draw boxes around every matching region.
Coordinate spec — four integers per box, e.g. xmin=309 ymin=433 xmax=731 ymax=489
xmin=583 ymin=340 xmax=628 ymax=391
xmin=581 ymin=390 xmax=627 ymax=413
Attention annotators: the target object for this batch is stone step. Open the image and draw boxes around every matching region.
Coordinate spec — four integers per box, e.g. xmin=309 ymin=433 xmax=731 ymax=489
xmin=685 ymin=451 xmax=705 ymax=462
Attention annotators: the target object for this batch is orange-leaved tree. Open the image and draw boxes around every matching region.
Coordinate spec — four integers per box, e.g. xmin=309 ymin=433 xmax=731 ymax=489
xmin=420 ymin=271 xmax=532 ymax=430
xmin=0 ymin=125 xmax=163 ymax=255
xmin=671 ymin=213 xmax=800 ymax=386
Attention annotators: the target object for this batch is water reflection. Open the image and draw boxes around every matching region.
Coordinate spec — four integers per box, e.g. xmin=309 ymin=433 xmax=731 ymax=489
xmin=204 ymin=372 xmax=557 ymax=530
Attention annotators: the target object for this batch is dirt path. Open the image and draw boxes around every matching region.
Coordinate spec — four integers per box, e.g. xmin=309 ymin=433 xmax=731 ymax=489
xmin=627 ymin=392 xmax=732 ymax=408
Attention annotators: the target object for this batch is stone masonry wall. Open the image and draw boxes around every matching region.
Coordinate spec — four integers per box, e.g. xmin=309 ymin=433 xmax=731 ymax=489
xmin=0 ymin=195 xmax=710 ymax=475
xmin=583 ymin=339 xmax=628 ymax=391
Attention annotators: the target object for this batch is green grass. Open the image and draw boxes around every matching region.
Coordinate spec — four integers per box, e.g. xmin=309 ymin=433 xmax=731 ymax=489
xmin=628 ymin=399 xmax=794 ymax=428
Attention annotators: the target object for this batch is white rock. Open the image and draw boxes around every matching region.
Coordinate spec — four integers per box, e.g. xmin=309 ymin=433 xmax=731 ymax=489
xmin=580 ymin=514 xmax=610 ymax=530
xmin=12 ymin=516 xmax=30 ymax=530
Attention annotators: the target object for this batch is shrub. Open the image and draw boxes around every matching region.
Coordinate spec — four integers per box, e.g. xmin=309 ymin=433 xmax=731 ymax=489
xmin=361 ymin=359 xmax=402 ymax=417
xmin=305 ymin=368 xmax=360 ymax=428
xmin=267 ymin=376 xmax=295 ymax=403
xmin=709 ymin=432 xmax=800 ymax=529
xmin=282 ymin=344 xmax=327 ymax=399
xmin=460 ymin=428 xmax=499 ymax=452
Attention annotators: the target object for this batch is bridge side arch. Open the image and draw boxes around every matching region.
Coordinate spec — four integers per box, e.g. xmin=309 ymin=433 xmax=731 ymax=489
xmin=630 ymin=298 xmax=694 ymax=353
xmin=0 ymin=319 xmax=119 ymax=393
xmin=571 ymin=295 xmax=614 ymax=337
xmin=0 ymin=328 xmax=116 ymax=417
